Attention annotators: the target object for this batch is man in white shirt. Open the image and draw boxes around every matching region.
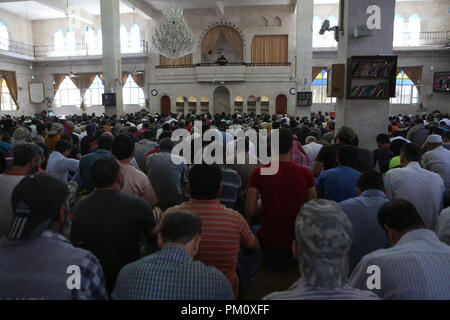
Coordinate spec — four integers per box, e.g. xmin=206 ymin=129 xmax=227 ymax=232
xmin=421 ymin=134 xmax=450 ymax=206
xmin=384 ymin=143 xmax=445 ymax=230
xmin=303 ymin=136 xmax=323 ymax=167
xmin=350 ymin=200 xmax=450 ymax=300
xmin=46 ymin=140 xmax=79 ymax=182
xmin=0 ymin=143 xmax=42 ymax=238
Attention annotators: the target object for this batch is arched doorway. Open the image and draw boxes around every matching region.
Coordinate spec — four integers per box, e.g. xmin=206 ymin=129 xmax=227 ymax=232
xmin=213 ymin=86 xmax=230 ymax=115
xmin=276 ymin=94 xmax=287 ymax=115
xmin=161 ymin=95 xmax=171 ymax=115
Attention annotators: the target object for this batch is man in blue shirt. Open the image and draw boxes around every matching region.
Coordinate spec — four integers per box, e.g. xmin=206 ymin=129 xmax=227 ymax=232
xmin=317 ymin=145 xmax=361 ymax=202
xmin=112 ymin=210 xmax=234 ymax=300
xmin=339 ymin=171 xmax=390 ymax=273
xmin=73 ymin=134 xmax=113 ymax=194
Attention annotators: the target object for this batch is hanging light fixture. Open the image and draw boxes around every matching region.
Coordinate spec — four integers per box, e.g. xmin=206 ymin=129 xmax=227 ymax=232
xmin=151 ymin=3 xmax=194 ymax=59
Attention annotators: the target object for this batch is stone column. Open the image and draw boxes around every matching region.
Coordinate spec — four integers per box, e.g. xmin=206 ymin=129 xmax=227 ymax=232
xmin=295 ymin=0 xmax=314 ymax=118
xmin=335 ymin=0 xmax=395 ymax=149
xmin=100 ymin=0 xmax=123 ymax=116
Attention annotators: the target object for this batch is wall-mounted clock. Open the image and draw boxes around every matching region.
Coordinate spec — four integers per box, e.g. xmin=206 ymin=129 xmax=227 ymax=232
xmin=151 ymin=89 xmax=158 ymax=96
xmin=290 ymin=88 xmax=296 ymax=95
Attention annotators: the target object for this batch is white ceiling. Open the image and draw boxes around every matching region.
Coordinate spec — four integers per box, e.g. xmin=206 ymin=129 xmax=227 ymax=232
xmin=0 ymin=0 xmax=435 ymax=21
xmin=0 ymin=0 xmax=134 ymax=21
xmin=0 ymin=1 xmax=66 ymax=20
xmin=144 ymin=0 xmax=294 ymax=11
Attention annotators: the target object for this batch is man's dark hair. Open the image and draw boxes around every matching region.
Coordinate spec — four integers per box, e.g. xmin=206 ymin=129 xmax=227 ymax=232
xmin=357 ymin=171 xmax=384 ymax=192
xmin=55 ymin=139 xmax=72 ymax=154
xmin=161 ymin=210 xmax=202 ymax=245
xmin=0 ymin=151 xmax=5 ymax=174
xmin=158 ymin=131 xmax=172 ymax=143
xmin=400 ymin=143 xmax=420 ymax=162
xmin=60 ymin=134 xmax=73 ymax=144
xmin=188 ymin=164 xmax=222 ymax=200
xmin=98 ymin=135 xmax=114 ymax=151
xmin=415 ymin=118 xmax=423 ymax=125
xmin=37 ymin=123 xmax=47 ymax=135
xmin=272 ymin=122 xmax=280 ymax=130
xmin=159 ymin=138 xmax=174 ymax=152
xmin=13 ymin=143 xmax=42 ymax=166
xmin=279 ymin=128 xmax=293 ymax=155
xmin=337 ymin=145 xmax=358 ymax=168
xmin=376 ymin=134 xmax=390 ymax=145
xmin=378 ymin=200 xmax=425 ymax=233
xmin=443 ymin=131 xmax=450 ymax=141
xmin=91 ymin=155 xmax=120 ymax=189
xmin=389 ymin=139 xmax=407 ymax=156
xmin=142 ymin=128 xmax=156 ymax=140
xmin=112 ymin=133 xmax=134 ymax=160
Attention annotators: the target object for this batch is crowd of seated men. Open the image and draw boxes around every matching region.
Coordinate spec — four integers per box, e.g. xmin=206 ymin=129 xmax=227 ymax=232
xmin=0 ymin=110 xmax=449 ymax=300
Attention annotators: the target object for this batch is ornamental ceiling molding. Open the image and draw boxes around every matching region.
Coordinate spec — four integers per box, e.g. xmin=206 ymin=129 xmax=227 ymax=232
xmin=198 ymin=20 xmax=247 ymax=46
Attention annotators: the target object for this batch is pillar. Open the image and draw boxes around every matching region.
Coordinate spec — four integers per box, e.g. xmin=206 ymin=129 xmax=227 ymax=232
xmin=295 ymin=0 xmax=314 ymax=118
xmin=335 ymin=0 xmax=396 ymax=149
xmin=100 ymin=0 xmax=123 ymax=116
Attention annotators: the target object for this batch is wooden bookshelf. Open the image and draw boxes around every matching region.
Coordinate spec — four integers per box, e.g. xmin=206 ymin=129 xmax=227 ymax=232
xmin=346 ymin=55 xmax=397 ymax=100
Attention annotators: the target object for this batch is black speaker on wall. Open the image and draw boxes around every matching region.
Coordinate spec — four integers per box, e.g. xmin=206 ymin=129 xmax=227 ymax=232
xmin=102 ymin=93 xmax=116 ymax=107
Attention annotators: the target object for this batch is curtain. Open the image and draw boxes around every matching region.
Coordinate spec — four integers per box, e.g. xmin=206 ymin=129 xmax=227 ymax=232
xmin=2 ymin=71 xmax=18 ymax=108
xmin=222 ymin=26 xmax=243 ymax=60
xmin=160 ymin=54 xmax=193 ymax=66
xmin=312 ymin=66 xmax=327 ymax=80
xmin=71 ymin=73 xmax=98 ymax=111
xmin=251 ymin=35 xmax=288 ymax=63
xmin=201 ymin=27 xmax=221 ymax=61
xmin=131 ymin=72 xmax=145 ymax=88
xmin=397 ymin=66 xmax=423 ymax=85
xmin=122 ymin=72 xmax=130 ymax=87
xmin=53 ymin=74 xmax=67 ymax=92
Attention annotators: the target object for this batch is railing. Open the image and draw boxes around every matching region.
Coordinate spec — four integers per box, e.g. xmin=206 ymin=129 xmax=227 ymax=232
xmin=156 ymin=62 xmax=292 ymax=69
xmin=0 ymin=38 xmax=148 ymax=58
xmin=0 ymin=38 xmax=35 ymax=57
xmin=394 ymin=31 xmax=449 ymax=47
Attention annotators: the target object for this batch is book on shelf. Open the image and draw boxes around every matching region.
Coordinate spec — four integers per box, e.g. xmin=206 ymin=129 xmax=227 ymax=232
xmin=349 ymin=82 xmax=388 ymax=98
xmin=352 ymin=61 xmax=395 ymax=78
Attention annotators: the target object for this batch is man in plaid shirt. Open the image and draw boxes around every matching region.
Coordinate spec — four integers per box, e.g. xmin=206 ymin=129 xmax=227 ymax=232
xmin=0 ymin=173 xmax=108 ymax=300
xmin=134 ymin=129 xmax=158 ymax=172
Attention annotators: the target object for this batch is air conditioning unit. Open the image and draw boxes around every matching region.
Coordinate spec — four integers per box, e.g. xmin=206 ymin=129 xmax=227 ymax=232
xmin=256 ymin=97 xmax=261 ymax=102
xmin=183 ymin=96 xmax=188 ymax=102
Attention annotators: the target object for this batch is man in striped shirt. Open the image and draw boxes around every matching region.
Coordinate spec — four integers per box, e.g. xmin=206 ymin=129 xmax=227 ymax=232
xmin=350 ymin=200 xmax=450 ymax=300
xmin=264 ymin=199 xmax=379 ymax=300
xmin=163 ymin=164 xmax=260 ymax=298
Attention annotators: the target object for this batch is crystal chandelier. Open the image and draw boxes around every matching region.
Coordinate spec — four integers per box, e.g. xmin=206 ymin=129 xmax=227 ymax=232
xmin=151 ymin=8 xmax=195 ymax=59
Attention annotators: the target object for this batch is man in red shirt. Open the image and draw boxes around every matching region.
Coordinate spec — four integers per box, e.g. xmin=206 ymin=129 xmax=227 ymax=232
xmin=246 ymin=128 xmax=317 ymax=271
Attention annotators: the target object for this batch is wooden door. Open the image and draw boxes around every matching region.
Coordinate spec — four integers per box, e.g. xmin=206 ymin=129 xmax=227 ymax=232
xmin=276 ymin=94 xmax=287 ymax=114
xmin=161 ymin=95 xmax=171 ymax=115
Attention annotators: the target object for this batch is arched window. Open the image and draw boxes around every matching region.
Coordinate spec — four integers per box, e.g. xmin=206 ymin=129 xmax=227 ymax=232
xmin=130 ymin=24 xmax=141 ymax=53
xmin=54 ymin=76 xmax=81 ymax=106
xmin=120 ymin=25 xmax=128 ymax=53
xmin=391 ymin=70 xmax=420 ymax=104
xmin=85 ymin=26 xmax=96 ymax=55
xmin=97 ymin=27 xmax=103 ymax=55
xmin=84 ymin=75 xmax=104 ymax=106
xmin=54 ymin=29 xmax=64 ymax=56
xmin=0 ymin=78 xmax=15 ymax=111
xmin=66 ymin=28 xmax=76 ymax=55
xmin=312 ymin=69 xmax=336 ymax=103
xmin=408 ymin=14 xmax=421 ymax=46
xmin=0 ymin=21 xmax=9 ymax=51
xmin=123 ymin=74 xmax=145 ymax=105
xmin=393 ymin=14 xmax=405 ymax=46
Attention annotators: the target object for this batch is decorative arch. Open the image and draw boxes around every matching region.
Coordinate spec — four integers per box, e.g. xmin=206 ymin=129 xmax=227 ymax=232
xmin=200 ymin=22 xmax=245 ymax=62
xmin=175 ymin=96 xmax=185 ymax=113
xmin=200 ymin=96 xmax=210 ymax=113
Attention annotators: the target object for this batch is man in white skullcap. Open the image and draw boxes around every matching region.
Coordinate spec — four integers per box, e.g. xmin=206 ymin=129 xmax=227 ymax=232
xmin=422 ymin=134 xmax=450 ymax=207
xmin=263 ymin=199 xmax=379 ymax=300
